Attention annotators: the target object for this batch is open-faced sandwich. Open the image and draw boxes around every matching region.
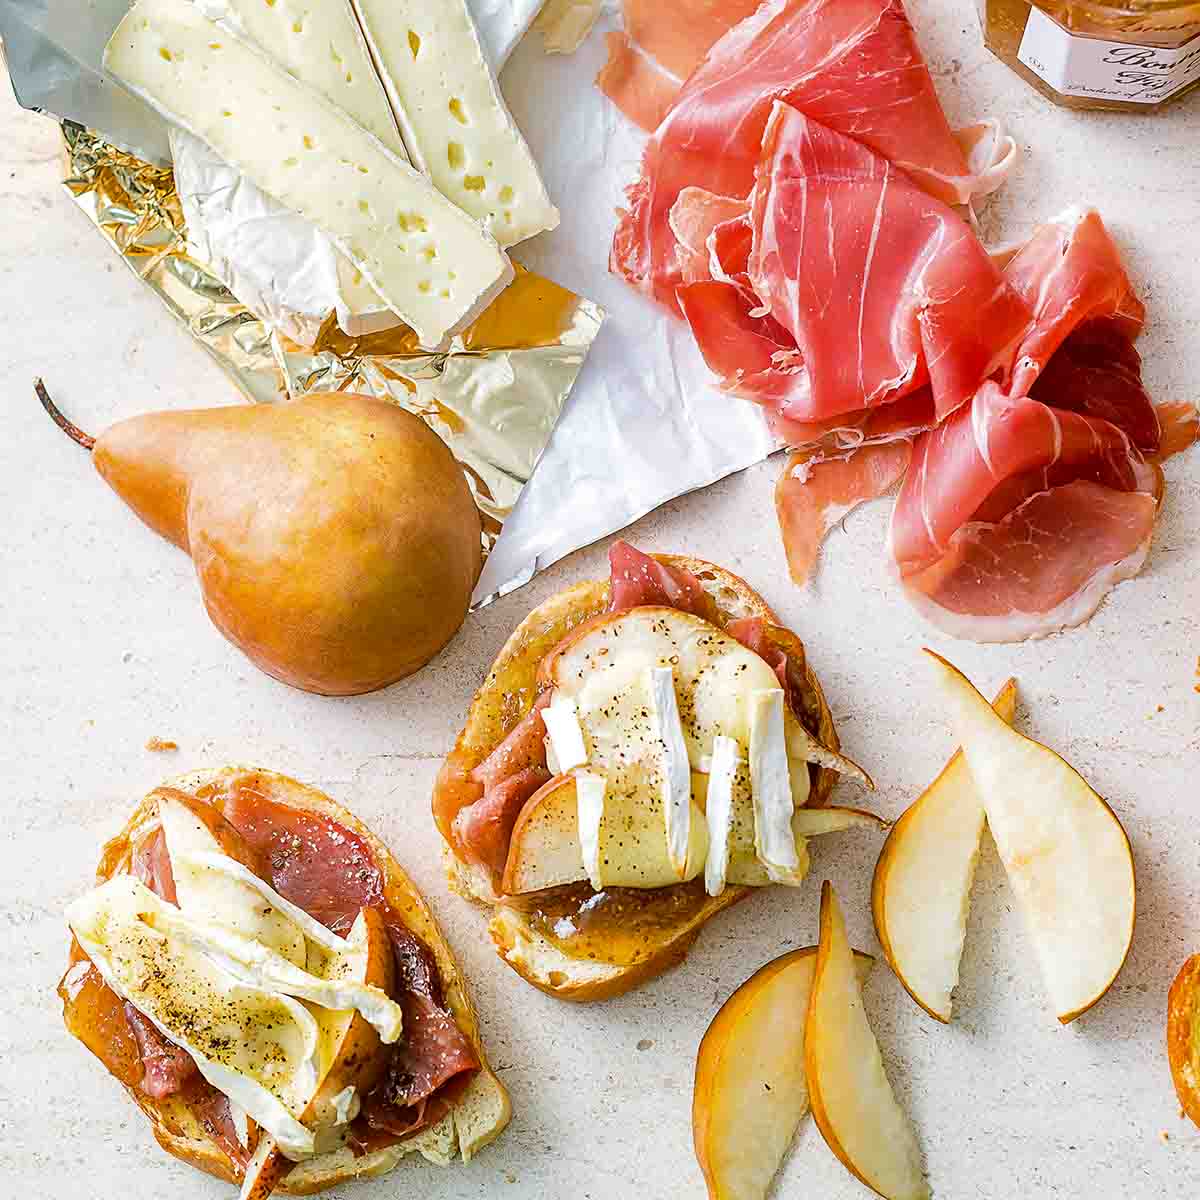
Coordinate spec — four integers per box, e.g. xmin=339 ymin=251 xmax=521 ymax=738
xmin=60 ymin=768 xmax=509 ymax=1198
xmin=434 ymin=541 xmax=878 ymax=1001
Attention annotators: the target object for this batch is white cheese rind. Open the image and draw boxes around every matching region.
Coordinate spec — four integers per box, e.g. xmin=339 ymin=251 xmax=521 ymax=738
xmin=575 ymin=770 xmax=606 ymax=891
xmin=350 ymin=0 xmax=558 ymax=246
xmin=104 ymin=0 xmax=512 ymax=348
xmin=189 ymin=0 xmax=406 ymax=158
xmin=749 ymin=688 xmax=803 ymax=883
xmin=649 ymin=665 xmax=693 ymax=877
xmin=543 ymin=693 xmax=589 ymax=774
xmin=704 ymin=736 xmax=739 ymax=897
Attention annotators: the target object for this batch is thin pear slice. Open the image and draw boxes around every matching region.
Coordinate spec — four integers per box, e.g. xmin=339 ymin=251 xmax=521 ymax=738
xmin=871 ymin=680 xmax=1017 ymax=1022
xmin=794 ymin=807 xmax=889 ymax=837
xmin=694 ymin=946 xmax=873 ymax=1200
xmin=926 ymin=650 xmax=1136 ymax=1024
xmin=807 ymin=883 xmax=929 ymax=1200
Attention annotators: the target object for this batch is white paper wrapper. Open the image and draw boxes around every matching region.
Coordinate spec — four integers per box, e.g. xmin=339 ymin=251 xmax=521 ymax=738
xmin=472 ymin=6 xmax=778 ymax=600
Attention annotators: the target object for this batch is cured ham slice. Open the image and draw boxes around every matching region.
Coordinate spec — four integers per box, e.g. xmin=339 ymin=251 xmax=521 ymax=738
xmin=612 ymin=0 xmax=994 ymax=311
xmin=608 ymin=539 xmax=715 ymax=617
xmin=1005 ymin=207 xmax=1145 ymax=395
xmin=746 ymin=106 xmax=1030 ymax=423
xmin=596 ymin=31 xmax=684 ymax=135
xmin=124 ymin=1003 xmax=199 ymax=1098
xmin=597 ymin=0 xmax=764 ymax=131
xmin=453 ymin=763 xmax=552 ymax=881
xmin=776 ymin=442 xmax=912 ymax=584
xmin=899 ymin=483 xmax=1158 ymax=642
xmin=891 ymin=382 xmax=1156 ymax=578
xmin=1154 ymin=401 xmax=1200 ymax=462
xmin=670 ymin=189 xmax=751 ymax=285
xmin=891 ymin=379 xmax=1163 ymax=641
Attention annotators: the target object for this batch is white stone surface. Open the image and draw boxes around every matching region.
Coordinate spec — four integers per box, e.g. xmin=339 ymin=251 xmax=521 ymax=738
xmin=1 ymin=5 xmax=1199 ymax=1197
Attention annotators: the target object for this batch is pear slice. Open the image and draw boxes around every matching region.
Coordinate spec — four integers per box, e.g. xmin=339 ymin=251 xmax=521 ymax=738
xmin=807 ymin=882 xmax=929 ymax=1200
xmin=871 ymin=680 xmax=1017 ymax=1022
xmin=500 ymin=772 xmax=707 ymax=894
xmin=926 ymin=651 xmax=1136 ymax=1024
xmin=238 ymin=906 xmax=395 ymax=1199
xmin=694 ymin=945 xmax=872 ymax=1200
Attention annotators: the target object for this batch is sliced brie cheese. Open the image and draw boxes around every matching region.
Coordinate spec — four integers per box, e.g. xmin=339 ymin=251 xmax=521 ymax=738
xmin=704 ymin=736 xmax=739 ymax=897
xmin=190 ymin=0 xmax=406 ymax=158
xmin=67 ymin=875 xmax=324 ymax=1157
xmin=160 ymin=797 xmax=307 ymax=964
xmin=350 ymin=0 xmax=558 ymax=246
xmin=549 ymin=608 xmax=817 ymax=889
xmin=145 ymin=902 xmax=402 ymax=1042
xmin=648 ymin=666 xmax=693 ymax=878
xmin=749 ymin=688 xmax=803 ymax=884
xmin=575 ymin=770 xmax=606 ymax=892
xmin=543 ymin=692 xmax=589 ymax=774
xmin=104 ymin=0 xmax=512 ymax=349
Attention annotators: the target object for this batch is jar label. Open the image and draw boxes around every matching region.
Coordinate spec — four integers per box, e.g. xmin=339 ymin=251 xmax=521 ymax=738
xmin=1018 ymin=7 xmax=1200 ymax=104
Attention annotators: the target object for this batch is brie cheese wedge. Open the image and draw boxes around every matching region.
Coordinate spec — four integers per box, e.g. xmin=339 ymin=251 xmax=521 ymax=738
xmin=350 ymin=0 xmax=558 ymax=246
xmin=704 ymin=735 xmax=740 ymax=897
xmin=749 ymin=689 xmax=804 ymax=884
xmin=543 ymin=692 xmax=589 ymax=774
xmin=104 ymin=0 xmax=512 ymax=349
xmin=648 ymin=666 xmax=693 ymax=878
xmin=575 ymin=770 xmax=606 ymax=892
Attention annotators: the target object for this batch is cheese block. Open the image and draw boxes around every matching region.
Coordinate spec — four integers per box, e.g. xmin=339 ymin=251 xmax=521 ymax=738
xmin=351 ymin=0 xmax=558 ymax=246
xmin=190 ymin=0 xmax=406 ymax=158
xmin=104 ymin=0 xmax=512 ymax=348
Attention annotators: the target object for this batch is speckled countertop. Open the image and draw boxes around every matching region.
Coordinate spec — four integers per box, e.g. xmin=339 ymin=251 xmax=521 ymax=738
xmin=2 ymin=5 xmax=1198 ymax=1197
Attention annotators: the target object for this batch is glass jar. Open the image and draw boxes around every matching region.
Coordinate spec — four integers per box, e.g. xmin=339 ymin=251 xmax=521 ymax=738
xmin=981 ymin=0 xmax=1200 ymax=110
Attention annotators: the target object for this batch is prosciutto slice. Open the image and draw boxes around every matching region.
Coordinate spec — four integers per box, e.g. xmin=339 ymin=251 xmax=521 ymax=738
xmin=745 ymin=106 xmax=1030 ymax=423
xmin=597 ymin=0 xmax=764 ymax=132
xmin=777 ymin=441 xmax=912 ymax=584
xmin=612 ymin=0 xmax=994 ymax=311
xmin=608 ymin=539 xmax=715 ymax=616
xmin=1004 ymin=207 xmax=1145 ymax=394
xmin=124 ymin=1003 xmax=198 ymax=1099
xmin=891 ymin=378 xmax=1163 ymax=640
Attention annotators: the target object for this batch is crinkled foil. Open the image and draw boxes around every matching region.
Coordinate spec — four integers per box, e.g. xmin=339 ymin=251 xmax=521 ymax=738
xmin=62 ymin=121 xmax=603 ymax=554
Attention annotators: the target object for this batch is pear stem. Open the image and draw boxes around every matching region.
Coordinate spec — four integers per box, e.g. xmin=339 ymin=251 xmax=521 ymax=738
xmin=36 ymin=378 xmax=95 ymax=451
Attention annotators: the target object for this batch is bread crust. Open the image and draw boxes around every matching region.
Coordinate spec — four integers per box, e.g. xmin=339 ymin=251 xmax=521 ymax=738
xmin=68 ymin=767 xmax=511 ymax=1193
xmin=434 ymin=554 xmax=845 ymax=1001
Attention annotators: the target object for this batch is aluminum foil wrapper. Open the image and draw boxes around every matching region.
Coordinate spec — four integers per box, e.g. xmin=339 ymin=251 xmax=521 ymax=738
xmin=62 ymin=122 xmax=603 ymax=563
xmin=12 ymin=0 xmax=783 ymax=607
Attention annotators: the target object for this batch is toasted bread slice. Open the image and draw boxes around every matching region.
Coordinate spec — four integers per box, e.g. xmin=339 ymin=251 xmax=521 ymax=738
xmin=69 ymin=767 xmax=510 ymax=1194
xmin=435 ymin=554 xmax=844 ymax=1002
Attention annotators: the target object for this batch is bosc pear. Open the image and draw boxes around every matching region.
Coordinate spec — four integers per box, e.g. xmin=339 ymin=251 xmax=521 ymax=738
xmin=39 ymin=385 xmax=481 ymax=695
